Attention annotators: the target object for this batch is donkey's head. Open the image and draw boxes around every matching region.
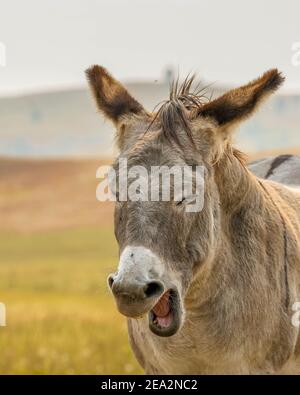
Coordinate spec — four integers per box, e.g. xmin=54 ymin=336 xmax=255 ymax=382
xmin=86 ymin=66 xmax=284 ymax=337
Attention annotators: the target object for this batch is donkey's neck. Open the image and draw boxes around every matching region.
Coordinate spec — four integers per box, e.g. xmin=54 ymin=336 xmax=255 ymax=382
xmin=184 ymin=149 xmax=299 ymax=372
xmin=186 ymin=149 xmax=265 ymax=306
xmin=214 ymin=149 xmax=260 ymax=211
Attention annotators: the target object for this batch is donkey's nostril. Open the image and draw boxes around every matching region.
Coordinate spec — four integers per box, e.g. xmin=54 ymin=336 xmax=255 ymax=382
xmin=108 ymin=274 xmax=115 ymax=289
xmin=144 ymin=281 xmax=164 ymax=298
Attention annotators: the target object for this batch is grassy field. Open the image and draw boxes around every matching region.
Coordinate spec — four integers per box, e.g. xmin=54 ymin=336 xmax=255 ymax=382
xmin=0 ymin=226 xmax=142 ymax=374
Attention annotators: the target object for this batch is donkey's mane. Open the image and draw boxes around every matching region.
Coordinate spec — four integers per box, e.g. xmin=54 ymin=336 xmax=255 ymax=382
xmin=149 ymin=76 xmax=246 ymax=166
xmin=151 ymin=75 xmax=211 ymax=147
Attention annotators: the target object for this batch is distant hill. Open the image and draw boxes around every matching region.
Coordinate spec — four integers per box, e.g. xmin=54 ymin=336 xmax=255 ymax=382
xmin=0 ymin=157 xmax=114 ymax=232
xmin=0 ymin=82 xmax=171 ymax=158
xmin=0 ymin=81 xmax=299 ymax=157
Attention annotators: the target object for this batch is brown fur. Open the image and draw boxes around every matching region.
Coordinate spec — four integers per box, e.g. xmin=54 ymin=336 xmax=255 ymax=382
xmin=86 ymin=65 xmax=145 ymax=122
xmin=86 ymin=66 xmax=300 ymax=374
xmin=197 ymin=69 xmax=285 ymax=126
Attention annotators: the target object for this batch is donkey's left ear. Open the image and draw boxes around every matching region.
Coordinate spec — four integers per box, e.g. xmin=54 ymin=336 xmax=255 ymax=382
xmin=197 ymin=69 xmax=284 ymax=128
xmin=85 ymin=65 xmax=145 ymax=124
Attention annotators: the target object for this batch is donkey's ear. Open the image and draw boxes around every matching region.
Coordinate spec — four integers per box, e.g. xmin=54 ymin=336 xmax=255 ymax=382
xmin=85 ymin=65 xmax=145 ymax=123
xmin=197 ymin=69 xmax=284 ymax=127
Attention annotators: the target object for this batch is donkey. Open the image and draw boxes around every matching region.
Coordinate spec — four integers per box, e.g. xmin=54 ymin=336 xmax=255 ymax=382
xmin=249 ymin=155 xmax=300 ymax=187
xmin=86 ymin=66 xmax=300 ymax=374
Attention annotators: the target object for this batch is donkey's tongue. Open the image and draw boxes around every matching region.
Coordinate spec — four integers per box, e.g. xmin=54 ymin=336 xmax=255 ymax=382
xmin=152 ymin=291 xmax=171 ymax=318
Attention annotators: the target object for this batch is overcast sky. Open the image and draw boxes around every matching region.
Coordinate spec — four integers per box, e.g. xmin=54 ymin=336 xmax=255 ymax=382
xmin=0 ymin=0 xmax=299 ymax=96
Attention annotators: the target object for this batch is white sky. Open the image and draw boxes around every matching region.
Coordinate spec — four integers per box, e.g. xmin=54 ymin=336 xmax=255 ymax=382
xmin=0 ymin=0 xmax=299 ymax=96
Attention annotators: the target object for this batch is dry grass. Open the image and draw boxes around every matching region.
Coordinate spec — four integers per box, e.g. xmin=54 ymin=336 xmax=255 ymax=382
xmin=0 ymin=158 xmax=142 ymax=374
xmin=0 ymin=157 xmax=114 ymax=232
xmin=0 ymin=227 xmax=142 ymax=374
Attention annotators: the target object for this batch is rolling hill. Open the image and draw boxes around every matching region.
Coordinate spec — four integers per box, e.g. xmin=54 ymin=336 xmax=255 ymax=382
xmin=0 ymin=81 xmax=299 ymax=158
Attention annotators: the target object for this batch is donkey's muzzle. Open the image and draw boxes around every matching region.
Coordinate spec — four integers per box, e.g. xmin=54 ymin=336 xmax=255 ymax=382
xmin=108 ymin=275 xmax=164 ymax=318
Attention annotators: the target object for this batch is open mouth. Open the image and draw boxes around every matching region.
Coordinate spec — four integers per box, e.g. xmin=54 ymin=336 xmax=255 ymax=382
xmin=148 ymin=289 xmax=181 ymax=337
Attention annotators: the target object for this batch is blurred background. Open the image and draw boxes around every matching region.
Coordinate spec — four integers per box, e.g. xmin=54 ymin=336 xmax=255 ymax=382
xmin=0 ymin=0 xmax=299 ymax=374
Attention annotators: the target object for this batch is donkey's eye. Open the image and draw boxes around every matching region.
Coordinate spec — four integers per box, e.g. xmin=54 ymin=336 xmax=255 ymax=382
xmin=176 ymin=197 xmax=186 ymax=206
xmin=175 ymin=195 xmax=198 ymax=207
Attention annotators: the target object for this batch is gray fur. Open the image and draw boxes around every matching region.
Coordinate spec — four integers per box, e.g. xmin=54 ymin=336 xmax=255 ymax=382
xmin=249 ymin=155 xmax=300 ymax=187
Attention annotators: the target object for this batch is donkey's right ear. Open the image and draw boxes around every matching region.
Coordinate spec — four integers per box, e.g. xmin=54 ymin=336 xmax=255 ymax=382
xmin=85 ymin=65 xmax=145 ymax=124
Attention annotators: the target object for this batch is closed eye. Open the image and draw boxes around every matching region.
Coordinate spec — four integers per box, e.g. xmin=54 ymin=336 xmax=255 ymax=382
xmin=176 ymin=197 xmax=186 ymax=206
xmin=175 ymin=195 xmax=198 ymax=206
